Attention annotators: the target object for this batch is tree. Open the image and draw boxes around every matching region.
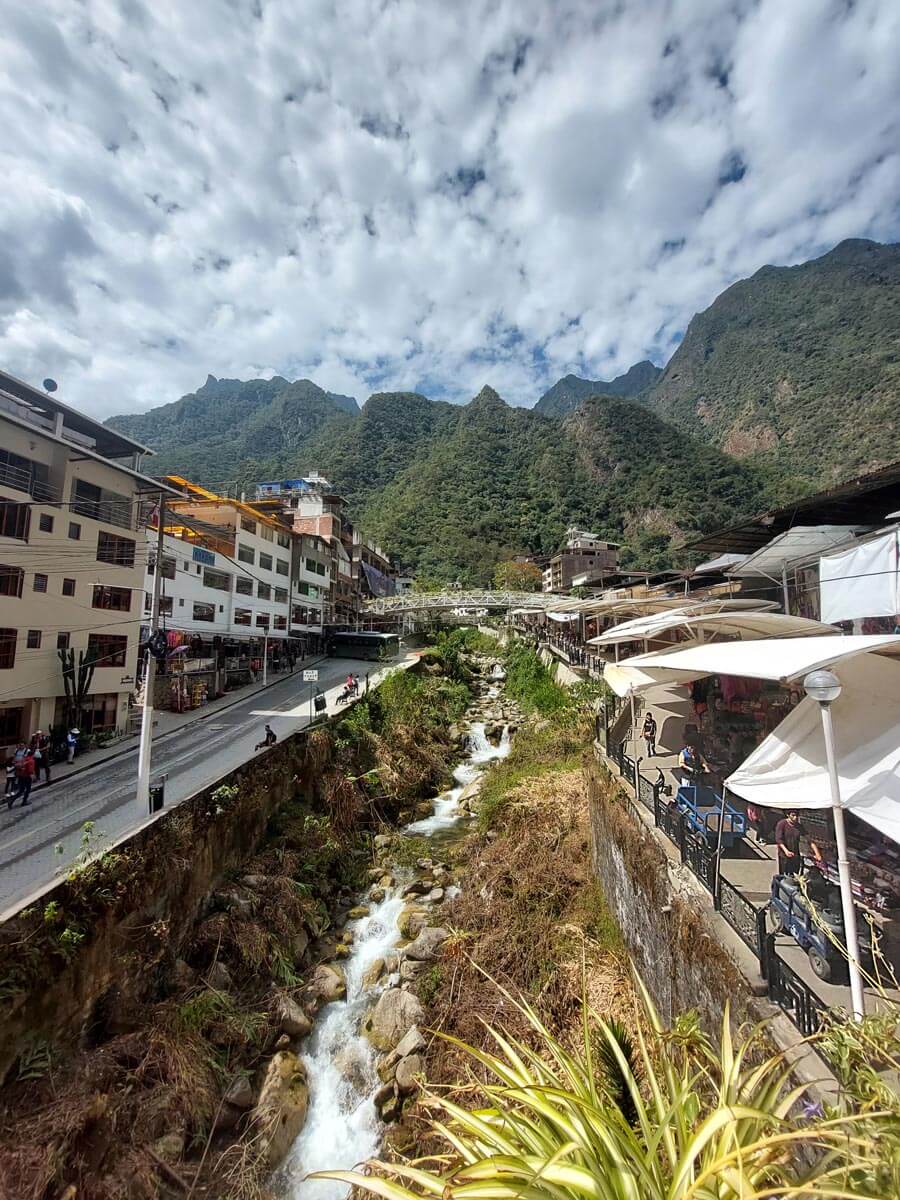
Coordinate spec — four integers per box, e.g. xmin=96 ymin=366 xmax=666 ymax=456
xmin=492 ymin=560 xmax=543 ymax=592
xmin=58 ymin=647 xmax=97 ymax=730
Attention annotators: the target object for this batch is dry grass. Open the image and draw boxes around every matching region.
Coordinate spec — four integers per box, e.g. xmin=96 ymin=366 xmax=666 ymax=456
xmin=422 ymin=768 xmax=636 ymax=1096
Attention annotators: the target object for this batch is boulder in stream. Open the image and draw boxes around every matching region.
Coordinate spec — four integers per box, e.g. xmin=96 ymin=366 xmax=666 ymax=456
xmin=255 ymin=1051 xmax=310 ymax=1169
xmin=364 ymin=988 xmax=425 ymax=1051
xmin=395 ymin=1053 xmax=424 ymax=1094
xmin=274 ymin=993 xmax=312 ymax=1038
xmin=397 ymin=906 xmax=428 ymax=939
xmin=309 ymin=962 xmax=346 ymax=1004
xmin=403 ymin=926 xmax=449 ymax=962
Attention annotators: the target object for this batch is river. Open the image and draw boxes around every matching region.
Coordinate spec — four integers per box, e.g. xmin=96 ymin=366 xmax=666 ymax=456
xmin=279 ymin=720 xmax=511 ymax=1199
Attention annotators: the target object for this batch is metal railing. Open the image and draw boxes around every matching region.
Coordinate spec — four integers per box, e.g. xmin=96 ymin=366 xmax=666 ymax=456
xmin=653 ymin=792 xmax=717 ymax=894
xmin=718 ymin=875 xmax=768 ymax=968
xmin=0 ymin=459 xmax=58 ymax=503
xmin=764 ymin=934 xmax=828 ymax=1037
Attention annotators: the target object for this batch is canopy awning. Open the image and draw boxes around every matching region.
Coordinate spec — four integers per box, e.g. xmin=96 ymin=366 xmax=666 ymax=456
xmin=727 ymin=525 xmax=859 ymax=579
xmin=547 ymin=611 xmax=580 ymax=622
xmin=694 ymin=553 xmax=749 ymax=574
xmin=727 ymin=653 xmax=900 ymax=844
xmin=588 ymin=603 xmax=808 ymax=648
xmin=614 ymin=634 xmax=900 ymax=695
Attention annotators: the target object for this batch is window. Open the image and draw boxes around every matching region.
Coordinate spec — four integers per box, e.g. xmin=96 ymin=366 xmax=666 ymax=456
xmin=62 ymin=578 xmax=76 ymax=597
xmin=0 ymin=565 xmax=24 ymax=598
xmin=39 ymin=513 xmax=53 ymax=533
xmin=277 ymin=531 xmax=290 ymax=549
xmin=144 ymin=591 xmax=151 ymax=614
xmin=255 ymin=613 xmax=270 ymax=628
xmin=83 ymin=693 xmax=118 ymax=732
xmin=240 ymin=516 xmax=256 ymax=534
xmin=160 ymin=595 xmax=173 ymax=616
xmin=234 ymin=608 xmax=252 ymax=626
xmin=71 ymin=479 xmax=132 ymax=529
xmin=292 ymin=605 xmax=306 ymax=624
xmin=26 ymin=630 xmax=41 ymax=649
xmin=0 ymin=707 xmax=23 ymax=741
xmin=192 ymin=602 xmax=215 ymax=622
xmin=92 ymin=585 xmax=132 ymax=611
xmin=238 ymin=544 xmax=255 ymax=565
xmin=87 ymin=633 xmax=128 ymax=667
xmin=274 ymin=615 xmax=287 ymax=630
xmin=260 ymin=524 xmax=273 ymax=542
xmin=57 ymin=633 xmax=70 ymax=651
xmin=0 ymin=450 xmax=50 ymax=500
xmin=203 ymin=567 xmax=231 ymax=591
xmin=257 ymin=582 xmax=271 ymax=600
xmin=306 ymin=557 xmax=327 ymax=577
xmin=274 ymin=586 xmax=288 ymax=604
xmin=68 ymin=522 xmax=81 ymax=540
xmin=0 ymin=631 xmax=16 ymax=670
xmin=259 ymin=552 xmax=273 ymax=571
xmin=235 ymin=576 xmax=253 ymax=596
xmin=0 ymin=499 xmax=29 ymax=541
xmin=195 ymin=564 xmax=202 ymax=574
xmin=33 ymin=573 xmax=47 ymax=593
xmin=97 ymin=531 xmax=136 ymax=566
xmin=276 ymin=558 xmax=289 ymax=576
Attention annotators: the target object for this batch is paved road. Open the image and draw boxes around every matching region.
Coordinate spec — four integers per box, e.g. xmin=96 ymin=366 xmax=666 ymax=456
xmin=0 ymin=654 xmax=411 ymax=916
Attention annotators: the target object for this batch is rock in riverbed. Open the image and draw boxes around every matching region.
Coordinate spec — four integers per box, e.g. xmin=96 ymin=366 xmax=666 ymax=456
xmin=364 ymin=988 xmax=425 ymax=1051
xmin=255 ymin=1052 xmax=309 ymax=1169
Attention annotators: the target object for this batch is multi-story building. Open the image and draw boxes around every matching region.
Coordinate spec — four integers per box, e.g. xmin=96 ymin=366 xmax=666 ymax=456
xmin=543 ymin=528 xmax=619 ymax=592
xmin=158 ymin=477 xmax=307 ymax=645
xmin=0 ymin=369 xmax=176 ymax=753
xmin=352 ymin=532 xmax=396 ymax=602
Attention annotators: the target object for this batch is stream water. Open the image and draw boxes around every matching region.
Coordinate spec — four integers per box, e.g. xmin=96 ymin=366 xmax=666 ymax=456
xmin=281 ymin=720 xmax=511 ymax=1199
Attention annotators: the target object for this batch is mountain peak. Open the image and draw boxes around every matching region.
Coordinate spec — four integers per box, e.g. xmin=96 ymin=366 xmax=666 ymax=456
xmin=534 ymin=360 xmax=662 ymax=418
xmin=468 ymin=385 xmax=508 ymax=408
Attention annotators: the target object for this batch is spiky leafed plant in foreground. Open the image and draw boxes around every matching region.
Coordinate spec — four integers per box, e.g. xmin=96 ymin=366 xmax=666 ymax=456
xmin=313 ymin=973 xmax=887 ymax=1200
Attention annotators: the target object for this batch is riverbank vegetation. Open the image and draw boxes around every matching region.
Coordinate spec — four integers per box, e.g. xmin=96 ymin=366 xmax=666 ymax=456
xmin=0 ymin=646 xmax=476 ymax=1200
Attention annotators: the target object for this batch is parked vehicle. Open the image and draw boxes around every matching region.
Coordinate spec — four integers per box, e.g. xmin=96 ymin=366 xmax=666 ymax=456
xmin=768 ymin=872 xmax=873 ymax=982
xmin=674 ymin=783 xmax=746 ymax=850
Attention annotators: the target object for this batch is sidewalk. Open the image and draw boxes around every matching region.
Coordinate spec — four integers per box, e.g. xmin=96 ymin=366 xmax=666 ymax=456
xmin=40 ymin=659 xmax=325 ymax=789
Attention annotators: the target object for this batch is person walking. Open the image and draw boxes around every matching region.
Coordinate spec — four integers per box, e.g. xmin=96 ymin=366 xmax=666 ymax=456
xmin=641 ymin=712 xmax=657 ymax=758
xmin=11 ymin=751 xmax=35 ymax=808
xmin=31 ymin=731 xmax=51 ymax=785
xmin=66 ymin=728 xmax=79 ymax=764
xmin=4 ymin=757 xmax=16 ymax=800
xmin=774 ymin=809 xmax=821 ymax=877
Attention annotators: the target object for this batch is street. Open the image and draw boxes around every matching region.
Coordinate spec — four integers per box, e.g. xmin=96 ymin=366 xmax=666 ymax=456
xmin=0 ymin=654 xmax=412 ymax=916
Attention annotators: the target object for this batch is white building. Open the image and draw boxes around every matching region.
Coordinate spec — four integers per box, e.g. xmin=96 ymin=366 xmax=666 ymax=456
xmin=0 ymin=369 xmax=175 ymax=753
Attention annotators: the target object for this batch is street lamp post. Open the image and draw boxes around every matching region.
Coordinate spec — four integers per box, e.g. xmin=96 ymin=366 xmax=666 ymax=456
xmin=803 ymin=668 xmax=866 ymax=1020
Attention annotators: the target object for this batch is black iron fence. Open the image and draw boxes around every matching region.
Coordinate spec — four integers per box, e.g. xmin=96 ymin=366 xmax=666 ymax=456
xmin=764 ymin=934 xmax=828 ymax=1037
xmin=652 ymin=792 xmax=717 ymax=894
xmin=718 ymin=875 xmax=768 ymax=968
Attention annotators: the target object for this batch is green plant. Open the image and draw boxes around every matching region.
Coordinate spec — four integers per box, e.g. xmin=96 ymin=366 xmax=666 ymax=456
xmin=417 ymin=964 xmax=443 ymax=1008
xmin=315 ymin=972 xmax=887 ymax=1200
xmin=14 ymin=1038 xmax=54 ymax=1082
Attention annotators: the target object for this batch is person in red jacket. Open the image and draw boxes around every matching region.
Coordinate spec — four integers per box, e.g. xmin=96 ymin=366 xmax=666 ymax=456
xmin=10 ymin=751 xmax=35 ymax=809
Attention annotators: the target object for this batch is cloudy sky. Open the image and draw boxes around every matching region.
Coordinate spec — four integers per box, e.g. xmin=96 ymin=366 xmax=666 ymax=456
xmin=2 ymin=0 xmax=899 ymax=417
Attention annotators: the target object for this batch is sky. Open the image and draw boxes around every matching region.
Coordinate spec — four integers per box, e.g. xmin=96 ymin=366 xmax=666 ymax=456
xmin=1 ymin=0 xmax=899 ymax=418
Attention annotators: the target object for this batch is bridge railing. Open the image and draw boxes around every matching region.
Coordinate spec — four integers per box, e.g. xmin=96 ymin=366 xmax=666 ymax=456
xmin=364 ymin=590 xmax=569 ymax=614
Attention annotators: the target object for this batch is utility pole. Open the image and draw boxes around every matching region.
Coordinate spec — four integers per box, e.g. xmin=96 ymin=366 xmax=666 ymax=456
xmin=263 ymin=633 xmax=268 ymax=686
xmin=137 ymin=493 xmax=165 ymax=813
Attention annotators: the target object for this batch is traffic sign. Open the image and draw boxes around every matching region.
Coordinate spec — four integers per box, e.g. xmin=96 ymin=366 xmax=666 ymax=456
xmin=303 ymin=669 xmax=319 ymax=682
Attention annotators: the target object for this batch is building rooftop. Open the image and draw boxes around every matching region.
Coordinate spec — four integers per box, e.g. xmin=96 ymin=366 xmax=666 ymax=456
xmin=682 ymin=459 xmax=900 ymax=556
xmin=0 ymin=367 xmax=155 ymax=460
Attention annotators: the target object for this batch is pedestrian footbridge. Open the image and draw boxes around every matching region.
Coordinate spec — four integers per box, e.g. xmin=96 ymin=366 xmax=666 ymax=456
xmin=363 ymin=589 xmax=564 ymax=615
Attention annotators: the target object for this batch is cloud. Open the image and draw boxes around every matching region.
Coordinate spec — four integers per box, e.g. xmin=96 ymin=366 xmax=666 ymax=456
xmin=0 ymin=0 xmax=898 ymax=417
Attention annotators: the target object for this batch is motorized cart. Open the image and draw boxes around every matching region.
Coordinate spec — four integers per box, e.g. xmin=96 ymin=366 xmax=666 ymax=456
xmin=768 ymin=872 xmax=873 ymax=982
xmin=675 ymin=783 xmax=746 ymax=850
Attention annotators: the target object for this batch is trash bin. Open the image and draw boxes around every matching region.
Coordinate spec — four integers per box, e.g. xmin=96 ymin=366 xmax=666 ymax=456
xmin=149 ymin=778 xmax=166 ymax=814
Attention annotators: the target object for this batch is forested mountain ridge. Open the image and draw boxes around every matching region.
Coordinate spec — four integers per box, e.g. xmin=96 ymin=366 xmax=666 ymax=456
xmin=103 ymin=238 xmax=900 ymax=580
xmin=533 ymin=360 xmax=661 ymax=417
xmin=643 ymin=239 xmax=900 ymax=482
xmin=107 ymin=375 xmax=358 ymax=484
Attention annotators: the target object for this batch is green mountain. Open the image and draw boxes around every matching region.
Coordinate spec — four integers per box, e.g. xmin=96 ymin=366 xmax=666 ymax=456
xmin=644 ymin=239 xmax=900 ymax=484
xmin=533 ymin=360 xmax=661 ymax=418
xmin=107 ymin=375 xmax=358 ymax=484
xmin=104 ymin=237 xmax=900 ymax=582
xmin=350 ymin=386 xmax=763 ymax=581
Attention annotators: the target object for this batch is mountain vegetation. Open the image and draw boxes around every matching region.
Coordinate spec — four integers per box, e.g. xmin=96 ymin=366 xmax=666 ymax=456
xmin=106 ymin=238 xmax=899 ymax=582
xmin=533 ymin=359 xmax=661 ymax=418
xmin=644 ymin=238 xmax=900 ymax=484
